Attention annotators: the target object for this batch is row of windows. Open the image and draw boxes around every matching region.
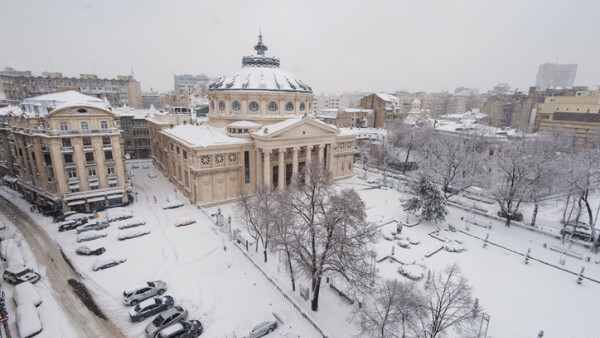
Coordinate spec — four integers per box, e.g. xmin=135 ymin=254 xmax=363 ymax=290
xmin=212 ymin=100 xmax=308 ymax=113
xmin=63 ymin=150 xmax=113 ymax=164
xmin=62 ymin=136 xmax=111 ymax=148
xmin=59 ymin=120 xmax=109 ymax=131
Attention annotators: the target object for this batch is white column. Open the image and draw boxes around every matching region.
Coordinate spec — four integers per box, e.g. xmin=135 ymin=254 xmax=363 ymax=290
xmin=278 ymin=148 xmax=285 ymax=190
xmin=305 ymin=146 xmax=312 ymax=185
xmin=292 ymin=146 xmax=299 ymax=176
xmin=318 ymin=144 xmax=325 ymax=164
xmin=263 ymin=149 xmax=271 ymax=189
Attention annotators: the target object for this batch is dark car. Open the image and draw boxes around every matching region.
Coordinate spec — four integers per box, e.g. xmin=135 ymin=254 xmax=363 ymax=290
xmin=129 ymin=296 xmax=174 ymax=322
xmin=496 ymin=210 xmax=523 ymax=222
xmin=75 ymin=246 xmax=106 ymax=256
xmin=3 ymin=266 xmax=41 ymax=285
xmin=58 ymin=218 xmax=88 ymax=232
xmin=156 ymin=320 xmax=203 ymax=338
xmin=53 ymin=211 xmax=77 ymax=223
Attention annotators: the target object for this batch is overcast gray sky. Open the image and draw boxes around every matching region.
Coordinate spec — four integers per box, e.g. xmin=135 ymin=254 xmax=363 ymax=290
xmin=1 ymin=0 xmax=599 ymax=94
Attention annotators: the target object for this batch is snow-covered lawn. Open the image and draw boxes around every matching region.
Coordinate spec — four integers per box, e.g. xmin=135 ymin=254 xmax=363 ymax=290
xmin=1 ymin=161 xmax=320 ymax=337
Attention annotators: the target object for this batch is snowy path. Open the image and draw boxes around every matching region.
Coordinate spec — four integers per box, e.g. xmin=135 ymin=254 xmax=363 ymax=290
xmin=0 ymin=195 xmax=125 ymax=338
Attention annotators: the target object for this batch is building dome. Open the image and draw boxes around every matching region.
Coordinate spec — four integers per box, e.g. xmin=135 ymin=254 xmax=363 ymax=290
xmin=209 ymin=35 xmax=312 ymax=94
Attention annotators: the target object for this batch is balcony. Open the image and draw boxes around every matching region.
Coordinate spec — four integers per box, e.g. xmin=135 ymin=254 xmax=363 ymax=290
xmin=102 ymin=144 xmax=112 ymax=150
xmin=107 ymin=173 xmax=117 ymax=179
xmin=65 ymin=162 xmax=76 ymax=169
xmin=68 ymin=177 xmax=78 ymax=184
xmin=61 ymin=146 xmax=73 ymax=153
xmin=43 ymin=162 xmax=53 ymax=168
xmin=86 ymin=160 xmax=96 ymax=166
xmin=88 ymin=175 xmax=99 ymax=182
xmin=105 ymin=159 xmax=115 ymax=164
xmin=83 ymin=145 xmax=93 ymax=152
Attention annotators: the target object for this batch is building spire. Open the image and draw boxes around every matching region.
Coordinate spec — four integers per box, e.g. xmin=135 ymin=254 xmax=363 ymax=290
xmin=254 ymin=29 xmax=268 ymax=56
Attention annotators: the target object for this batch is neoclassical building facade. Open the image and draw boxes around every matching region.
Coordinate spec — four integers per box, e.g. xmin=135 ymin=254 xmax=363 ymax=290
xmin=149 ymin=36 xmax=357 ymax=206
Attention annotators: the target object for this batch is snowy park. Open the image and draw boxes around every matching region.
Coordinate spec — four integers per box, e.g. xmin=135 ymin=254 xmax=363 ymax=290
xmin=1 ymin=158 xmax=599 ymax=337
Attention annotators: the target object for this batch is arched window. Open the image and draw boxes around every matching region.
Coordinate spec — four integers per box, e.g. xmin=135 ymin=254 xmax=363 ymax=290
xmin=232 ymin=101 xmax=241 ymax=111
xmin=268 ymin=101 xmax=278 ymax=112
xmin=286 ymin=102 xmax=294 ymax=112
xmin=249 ymin=101 xmax=259 ymax=112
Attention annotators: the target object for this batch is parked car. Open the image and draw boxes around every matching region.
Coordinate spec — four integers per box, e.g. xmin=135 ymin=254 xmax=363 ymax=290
xmin=496 ymin=210 xmax=523 ymax=222
xmin=14 ymin=281 xmax=43 ymax=307
xmin=64 ymin=213 xmax=93 ymax=222
xmin=246 ymin=320 xmax=278 ymax=338
xmin=115 ymin=218 xmax=146 ymax=230
xmin=53 ymin=211 xmax=77 ymax=223
xmin=58 ymin=218 xmax=88 ymax=232
xmin=148 ymin=171 xmax=157 ymax=178
xmin=76 ymin=221 xmax=110 ymax=234
xmin=3 ymin=266 xmax=41 ymax=285
xmin=560 ymin=222 xmax=593 ymax=241
xmin=77 ymin=231 xmax=108 ymax=242
xmin=145 ymin=306 xmax=188 ymax=337
xmin=118 ymin=229 xmax=151 ymax=241
xmin=129 ymin=296 xmax=174 ymax=322
xmin=123 ymin=281 xmax=167 ymax=306
xmin=174 ymin=217 xmax=196 ymax=227
xmin=75 ymin=246 xmax=106 ymax=256
xmin=163 ymin=195 xmax=184 ymax=210
xmin=106 ymin=209 xmax=134 ymax=222
xmin=156 ymin=319 xmax=203 ymax=338
xmin=16 ymin=303 xmax=42 ymax=338
xmin=92 ymin=257 xmax=126 ymax=271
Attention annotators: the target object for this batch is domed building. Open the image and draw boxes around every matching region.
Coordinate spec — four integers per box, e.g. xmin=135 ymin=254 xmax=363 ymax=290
xmin=149 ymin=35 xmax=357 ymax=206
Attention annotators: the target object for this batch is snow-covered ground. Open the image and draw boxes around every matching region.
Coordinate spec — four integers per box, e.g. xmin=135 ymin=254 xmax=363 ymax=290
xmin=216 ymin=168 xmax=600 ymax=338
xmin=1 ymin=161 xmax=320 ymax=337
xmin=3 ymin=161 xmax=600 ymax=337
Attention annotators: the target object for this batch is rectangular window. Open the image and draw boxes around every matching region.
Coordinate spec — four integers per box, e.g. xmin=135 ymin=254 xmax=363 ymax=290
xmin=83 ymin=137 xmax=92 ymax=146
xmin=176 ymin=146 xmax=180 ymax=155
xmin=106 ymin=165 xmax=114 ymax=175
xmin=62 ymin=138 xmax=71 ymax=147
xmin=67 ymin=169 xmax=77 ymax=178
xmin=104 ymin=151 xmax=113 ymax=160
xmin=183 ymin=150 xmax=187 ymax=159
xmin=244 ymin=151 xmax=250 ymax=184
xmin=88 ymin=167 xmax=96 ymax=176
xmin=85 ymin=152 xmax=94 ymax=162
xmin=64 ymin=153 xmax=73 ymax=163
xmin=100 ymin=121 xmax=108 ymax=129
xmin=59 ymin=122 xmax=68 ymax=131
xmin=102 ymin=136 xmax=111 ymax=145
xmin=81 ymin=121 xmax=89 ymax=131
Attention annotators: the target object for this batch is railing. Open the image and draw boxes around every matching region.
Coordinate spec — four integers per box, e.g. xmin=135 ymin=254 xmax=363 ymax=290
xmin=105 ymin=159 xmax=115 ymax=164
xmin=64 ymin=162 xmax=76 ymax=169
xmin=83 ymin=145 xmax=93 ymax=151
xmin=86 ymin=160 xmax=96 ymax=166
xmin=67 ymin=177 xmax=78 ymax=184
xmin=102 ymin=144 xmax=112 ymax=150
xmin=38 ymin=128 xmax=121 ymax=137
xmin=88 ymin=175 xmax=99 ymax=182
xmin=61 ymin=146 xmax=73 ymax=153
xmin=107 ymin=173 xmax=117 ymax=179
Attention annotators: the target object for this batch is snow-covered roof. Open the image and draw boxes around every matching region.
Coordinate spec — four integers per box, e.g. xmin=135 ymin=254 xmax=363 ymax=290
xmin=210 ymin=66 xmax=312 ymax=93
xmin=163 ymin=124 xmax=251 ymax=148
xmin=0 ymin=105 xmax=23 ymax=116
xmin=344 ymin=108 xmax=373 ymax=113
xmin=227 ymin=120 xmax=262 ymax=128
xmin=25 ymin=90 xmax=110 ymax=112
xmin=376 ymin=93 xmax=399 ymax=105
xmin=339 ymin=127 xmax=387 ymax=138
xmin=113 ymin=106 xmax=152 ymax=119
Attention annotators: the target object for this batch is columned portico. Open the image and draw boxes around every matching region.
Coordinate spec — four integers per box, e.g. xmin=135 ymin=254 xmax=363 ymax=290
xmin=292 ymin=147 xmax=299 ymax=176
xmin=263 ymin=149 xmax=271 ymax=189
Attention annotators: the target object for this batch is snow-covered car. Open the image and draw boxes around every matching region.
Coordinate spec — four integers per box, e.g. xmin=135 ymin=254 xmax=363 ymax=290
xmin=156 ymin=319 xmax=203 ymax=338
xmin=560 ymin=224 xmax=592 ymax=241
xmin=0 ymin=238 xmax=17 ymax=261
xmin=76 ymin=221 xmax=110 ymax=234
xmin=163 ymin=195 xmax=184 ymax=210
xmin=129 ymin=295 xmax=174 ymax=322
xmin=75 ymin=246 xmax=106 ymax=256
xmin=3 ymin=266 xmax=41 ymax=285
xmin=144 ymin=306 xmax=188 ymax=337
xmin=16 ymin=303 xmax=42 ymax=338
xmin=118 ymin=229 xmax=151 ymax=241
xmin=142 ymin=163 xmax=150 ymax=169
xmin=246 ymin=320 xmax=278 ymax=338
xmin=132 ymin=163 xmax=140 ymax=169
xmin=174 ymin=217 xmax=196 ymax=227
xmin=106 ymin=208 xmax=134 ymax=222
xmin=77 ymin=231 xmax=108 ymax=242
xmin=148 ymin=171 xmax=157 ymax=178
xmin=123 ymin=281 xmax=167 ymax=306
xmin=53 ymin=211 xmax=77 ymax=223
xmin=58 ymin=218 xmax=88 ymax=232
xmin=14 ymin=281 xmax=42 ymax=307
xmin=64 ymin=213 xmax=93 ymax=222
xmin=92 ymin=257 xmax=126 ymax=271
xmin=496 ymin=210 xmax=523 ymax=222
xmin=115 ymin=218 xmax=146 ymax=230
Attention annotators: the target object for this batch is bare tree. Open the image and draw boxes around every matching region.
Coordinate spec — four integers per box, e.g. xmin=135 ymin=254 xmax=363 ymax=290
xmin=421 ymin=131 xmax=486 ymax=199
xmin=411 ymin=264 xmax=481 ymax=338
xmin=354 ymin=279 xmax=423 ymax=338
xmin=387 ymin=124 xmax=430 ymax=174
xmin=237 ymin=184 xmax=277 ymax=262
xmin=285 ymin=162 xmax=379 ymax=311
xmin=271 ymin=191 xmax=298 ymax=291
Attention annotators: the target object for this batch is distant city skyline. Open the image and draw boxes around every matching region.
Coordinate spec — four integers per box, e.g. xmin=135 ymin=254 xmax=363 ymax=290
xmin=1 ymin=0 xmax=599 ymax=95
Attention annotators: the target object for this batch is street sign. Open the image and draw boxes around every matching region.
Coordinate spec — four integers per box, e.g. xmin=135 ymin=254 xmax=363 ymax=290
xmin=135 ymin=191 xmax=138 ymax=195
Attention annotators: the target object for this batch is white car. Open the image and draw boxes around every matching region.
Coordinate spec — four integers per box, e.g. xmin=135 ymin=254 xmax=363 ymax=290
xmin=123 ymin=281 xmax=167 ymax=306
xmin=77 ymin=231 xmax=108 ymax=242
xmin=148 ymin=171 xmax=157 ymax=178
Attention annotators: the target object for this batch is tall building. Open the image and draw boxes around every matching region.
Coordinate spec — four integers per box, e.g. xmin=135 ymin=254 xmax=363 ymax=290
xmin=0 ymin=91 xmax=130 ymax=214
xmin=149 ymin=35 xmax=357 ymax=207
xmin=359 ymin=93 xmax=402 ymax=128
xmin=313 ymin=93 xmax=340 ymax=110
xmin=0 ymin=68 xmax=142 ymax=108
xmin=173 ymin=74 xmax=216 ymax=94
xmin=114 ymin=106 xmax=153 ymax=160
xmin=141 ymin=91 xmax=162 ymax=109
xmin=535 ymin=63 xmax=578 ymax=90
